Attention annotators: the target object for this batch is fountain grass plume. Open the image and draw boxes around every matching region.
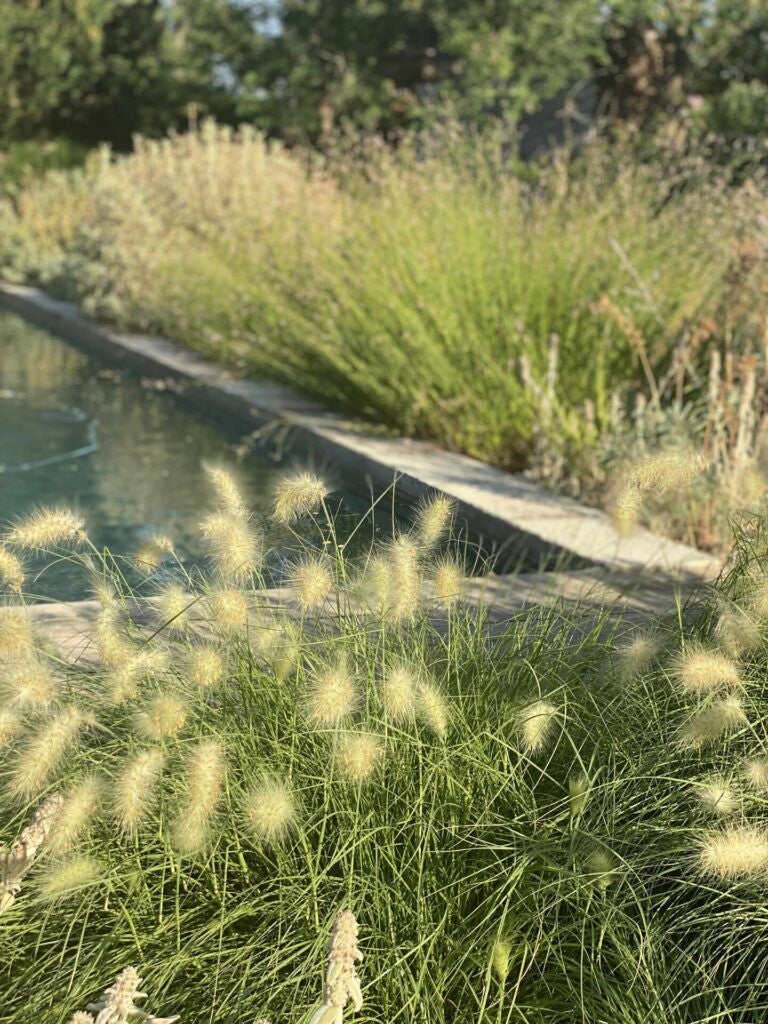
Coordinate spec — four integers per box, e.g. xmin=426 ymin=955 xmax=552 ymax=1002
xmin=173 ymin=739 xmax=225 ymax=854
xmin=272 ymin=472 xmax=329 ymax=525
xmin=204 ymin=463 xmax=248 ymax=518
xmin=695 ymin=776 xmax=738 ymax=815
xmin=309 ymin=909 xmax=363 ymax=1024
xmin=200 ymin=510 xmax=261 ymax=580
xmin=614 ymin=631 xmax=660 ymax=681
xmin=490 ymin=936 xmax=511 ymax=983
xmin=743 ymin=755 xmax=768 ymax=791
xmin=307 ymin=660 xmax=358 ymax=726
xmin=414 ymin=494 xmax=455 ymax=549
xmin=680 ymin=695 xmax=747 ymax=748
xmin=0 ymin=546 xmax=24 ymax=592
xmin=135 ymin=694 xmax=187 ymax=741
xmin=6 ymin=507 xmax=86 ymax=549
xmin=568 ymin=773 xmax=590 ymax=819
xmin=698 ymin=824 xmax=768 ymax=879
xmin=379 ymin=535 xmax=421 ymax=623
xmin=10 ymin=706 xmax=88 ymax=798
xmin=186 ymin=645 xmax=225 ymax=688
xmin=156 ymin=584 xmax=194 ymax=632
xmin=714 ymin=607 xmax=762 ymax=657
xmin=68 ymin=1013 xmax=94 ymax=1023
xmin=208 ymin=587 xmax=250 ymax=632
xmin=37 ymin=854 xmax=102 ymax=900
xmin=0 ymin=608 xmax=34 ymax=655
xmin=2 ymin=655 xmax=55 ymax=708
xmin=107 ymin=648 xmax=168 ymax=704
xmin=614 ymin=450 xmax=709 ymax=534
xmin=417 ymin=679 xmax=449 ymax=739
xmin=1 ymin=793 xmax=63 ymax=914
xmin=519 ymin=700 xmax=558 ymax=754
xmin=335 ymin=732 xmax=384 ymax=783
xmin=114 ymin=748 xmax=165 ymax=831
xmin=0 ymin=707 xmax=22 ymax=744
xmin=675 ymin=646 xmax=741 ymax=693
xmin=94 ymin=602 xmax=133 ymax=669
xmin=243 ymin=776 xmax=297 ymax=845
xmin=49 ymin=775 xmax=104 ymax=853
xmin=379 ymin=663 xmax=417 ymax=721
xmin=585 ymin=849 xmax=618 ymax=889
xmin=429 ymin=556 xmax=463 ymax=605
xmin=134 ymin=533 xmax=174 ymax=573
xmin=288 ymin=555 xmax=334 ymax=611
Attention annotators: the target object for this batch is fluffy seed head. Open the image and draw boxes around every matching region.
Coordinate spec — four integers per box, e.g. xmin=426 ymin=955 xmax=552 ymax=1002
xmin=133 ymin=533 xmax=174 ymax=573
xmin=586 ymin=850 xmax=618 ymax=889
xmin=114 ymin=748 xmax=165 ymax=831
xmin=50 ymin=776 xmax=104 ymax=854
xmin=107 ymin=648 xmax=167 ymax=704
xmin=156 ymin=584 xmax=193 ymax=632
xmin=386 ymin=536 xmax=422 ymax=622
xmin=490 ymin=937 xmax=511 ymax=983
xmin=431 ymin=556 xmax=463 ymax=605
xmin=680 ymin=695 xmax=747 ymax=748
xmin=187 ymin=645 xmax=225 ymax=688
xmin=244 ymin=776 xmax=297 ymax=844
xmin=204 ymin=463 xmax=248 ymax=517
xmin=2 ymin=655 xmax=55 ymax=708
xmin=0 ymin=707 xmax=22 ymax=745
xmin=288 ymin=555 xmax=334 ymax=611
xmin=11 ymin=706 xmax=86 ymax=798
xmin=627 ymin=450 xmax=709 ymax=493
xmin=209 ymin=587 xmax=250 ymax=631
xmin=6 ymin=507 xmax=86 ymax=550
xmin=69 ymin=1014 xmax=95 ymax=1024
xmin=569 ymin=773 xmax=590 ymax=818
xmin=614 ymin=632 xmax=660 ymax=681
xmin=135 ymin=694 xmax=187 ymax=741
xmin=308 ymin=662 xmax=357 ymax=726
xmin=414 ymin=495 xmax=455 ymax=548
xmin=613 ymin=483 xmax=643 ymax=535
xmin=417 ymin=680 xmax=449 ymax=739
xmin=200 ymin=511 xmax=261 ymax=579
xmin=0 ymin=546 xmax=24 ymax=592
xmin=715 ymin=608 xmax=762 ymax=657
xmin=272 ymin=472 xmax=329 ymax=524
xmin=748 ymin=577 xmax=768 ymax=621
xmin=38 ymin=855 xmax=101 ymax=900
xmin=519 ymin=701 xmax=558 ymax=754
xmin=380 ymin=664 xmax=417 ymax=721
xmin=744 ymin=756 xmax=768 ymax=791
xmin=94 ymin=603 xmax=132 ymax=669
xmin=0 ymin=609 xmax=33 ymax=656
xmin=173 ymin=739 xmax=225 ymax=854
xmin=676 ymin=648 xmax=741 ymax=693
xmin=698 ymin=825 xmax=768 ymax=879
xmin=696 ymin=776 xmax=738 ymax=815
xmin=336 ymin=732 xmax=384 ymax=783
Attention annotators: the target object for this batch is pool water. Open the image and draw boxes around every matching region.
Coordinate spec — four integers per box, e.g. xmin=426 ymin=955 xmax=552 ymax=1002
xmin=0 ymin=312 xmax=402 ymax=601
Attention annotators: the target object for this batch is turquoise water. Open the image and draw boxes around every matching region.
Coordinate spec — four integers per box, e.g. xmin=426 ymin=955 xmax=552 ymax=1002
xmin=0 ymin=311 xmax=400 ymax=601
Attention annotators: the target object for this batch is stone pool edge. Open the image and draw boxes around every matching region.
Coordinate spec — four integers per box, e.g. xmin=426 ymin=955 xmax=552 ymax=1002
xmin=0 ymin=281 xmax=720 ymax=581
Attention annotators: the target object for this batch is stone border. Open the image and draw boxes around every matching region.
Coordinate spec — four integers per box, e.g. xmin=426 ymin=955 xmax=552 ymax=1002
xmin=0 ymin=281 xmax=720 ymax=579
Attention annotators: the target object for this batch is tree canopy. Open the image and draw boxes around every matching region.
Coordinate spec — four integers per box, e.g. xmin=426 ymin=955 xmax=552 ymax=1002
xmin=1 ymin=0 xmax=767 ymax=149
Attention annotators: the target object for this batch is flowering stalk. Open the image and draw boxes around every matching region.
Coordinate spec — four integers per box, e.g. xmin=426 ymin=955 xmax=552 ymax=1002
xmin=309 ymin=910 xmax=363 ymax=1024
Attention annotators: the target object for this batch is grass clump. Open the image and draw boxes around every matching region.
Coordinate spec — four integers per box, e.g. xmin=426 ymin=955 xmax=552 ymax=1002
xmin=4 ymin=475 xmax=768 ymax=1021
xmin=2 ymin=123 xmax=768 ymax=549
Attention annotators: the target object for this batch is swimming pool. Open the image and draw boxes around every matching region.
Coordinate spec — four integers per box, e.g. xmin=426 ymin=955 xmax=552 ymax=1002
xmin=0 ymin=311 xmax=403 ymax=601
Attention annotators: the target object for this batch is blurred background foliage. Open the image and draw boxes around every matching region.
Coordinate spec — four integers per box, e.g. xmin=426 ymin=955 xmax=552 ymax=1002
xmin=1 ymin=0 xmax=767 ymax=167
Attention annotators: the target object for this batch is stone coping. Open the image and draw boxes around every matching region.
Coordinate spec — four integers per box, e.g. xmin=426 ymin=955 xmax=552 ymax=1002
xmin=0 ymin=281 xmax=720 ymax=581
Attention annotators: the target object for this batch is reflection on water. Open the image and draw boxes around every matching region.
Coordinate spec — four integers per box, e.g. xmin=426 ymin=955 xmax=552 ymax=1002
xmin=0 ymin=312 xmax=396 ymax=601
